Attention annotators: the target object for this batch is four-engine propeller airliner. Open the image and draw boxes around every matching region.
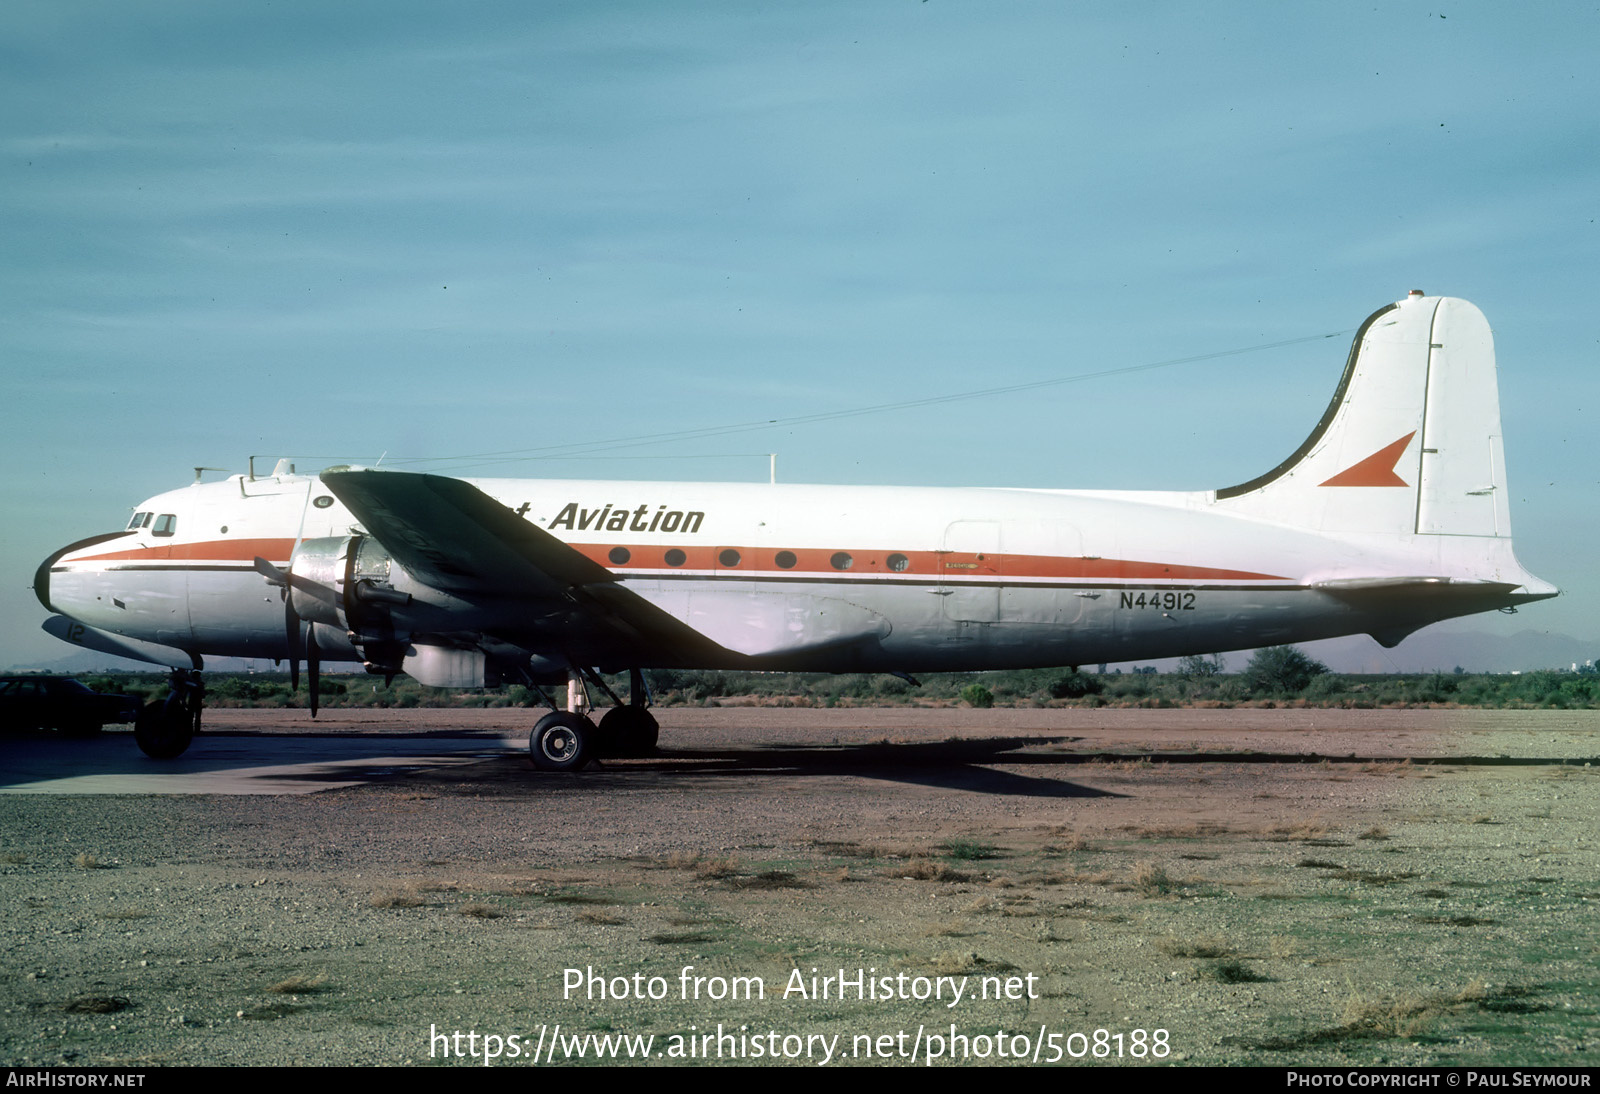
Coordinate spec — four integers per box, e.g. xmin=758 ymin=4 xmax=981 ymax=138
xmin=35 ymin=293 xmax=1556 ymax=766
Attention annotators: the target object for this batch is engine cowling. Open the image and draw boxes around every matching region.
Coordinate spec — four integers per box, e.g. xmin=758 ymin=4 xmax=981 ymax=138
xmin=287 ymin=535 xmax=411 ymax=671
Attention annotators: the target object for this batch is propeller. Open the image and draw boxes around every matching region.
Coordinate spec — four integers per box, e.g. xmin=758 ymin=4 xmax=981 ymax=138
xmin=307 ymin=624 xmax=320 ymax=717
xmin=254 ymin=556 xmax=323 ymax=718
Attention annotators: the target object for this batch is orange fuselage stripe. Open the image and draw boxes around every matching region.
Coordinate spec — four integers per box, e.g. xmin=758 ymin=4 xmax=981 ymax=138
xmin=70 ymin=538 xmax=1287 ymax=583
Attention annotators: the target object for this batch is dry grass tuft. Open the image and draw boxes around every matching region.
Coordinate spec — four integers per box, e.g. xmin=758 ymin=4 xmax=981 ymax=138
xmin=1157 ymin=935 xmax=1235 ymax=959
xmin=1357 ymin=827 xmax=1390 ymax=841
xmin=0 ymin=852 xmax=27 ymax=864
xmin=62 ymin=994 xmax=130 ymax=1014
xmin=267 ymin=973 xmax=328 ymax=995
xmin=694 ymin=856 xmax=740 ymax=879
xmin=1129 ymin=861 xmax=1174 ymax=896
xmin=1044 ymin=831 xmax=1091 ymax=853
xmin=930 ymin=950 xmax=978 ymax=975
xmin=1269 ymin=936 xmax=1306 ymax=959
xmin=925 ymin=921 xmax=972 ymax=937
xmin=73 ymin=853 xmax=103 ymax=870
xmin=1279 ymin=820 xmax=1332 ymax=839
xmin=577 ymin=909 xmax=626 ymax=925
xmin=1208 ymin=959 xmax=1269 ymax=984
xmin=1259 ymin=981 xmax=1537 ymax=1052
xmin=459 ymin=903 xmax=503 ymax=919
xmin=726 ymin=870 xmax=814 ymax=890
xmin=1326 ymin=869 xmax=1419 ymax=886
xmin=368 ymin=890 xmax=427 ymax=908
xmin=885 ymin=861 xmax=969 ymax=883
xmin=543 ymin=891 xmax=618 ymax=905
xmin=1125 ymin=822 xmax=1235 ymax=839
xmin=99 ymin=906 xmax=152 ymax=921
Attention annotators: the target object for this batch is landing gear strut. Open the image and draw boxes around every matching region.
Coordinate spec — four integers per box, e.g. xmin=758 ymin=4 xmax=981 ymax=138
xmin=135 ymin=668 xmax=204 ymax=759
xmin=525 ymin=667 xmax=659 ymax=771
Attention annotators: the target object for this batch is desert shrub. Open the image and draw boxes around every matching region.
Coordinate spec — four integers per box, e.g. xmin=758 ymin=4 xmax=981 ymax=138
xmin=1176 ymin=653 xmax=1225 ymax=677
xmin=960 ymin=684 xmax=994 ymax=708
xmin=1243 ymin=646 xmax=1328 ymax=695
xmin=1049 ymin=671 xmax=1103 ymax=699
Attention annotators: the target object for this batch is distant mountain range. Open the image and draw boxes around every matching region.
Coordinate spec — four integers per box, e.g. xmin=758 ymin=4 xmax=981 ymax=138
xmin=9 ymin=628 xmax=1596 ymax=678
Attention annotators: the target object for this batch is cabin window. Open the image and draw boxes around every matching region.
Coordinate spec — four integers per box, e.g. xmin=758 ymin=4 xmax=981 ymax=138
xmin=608 ymin=547 xmax=631 ymax=565
xmin=313 ymin=495 xmax=334 ymax=509
xmin=888 ymin=553 xmax=910 ymax=572
xmin=152 ymin=514 xmax=176 ymax=537
xmin=830 ymin=552 xmax=853 ymax=571
xmin=664 ymin=548 xmax=686 ymax=567
xmin=775 ymin=551 xmax=797 ymax=569
xmin=718 ymin=549 xmax=740 ymax=568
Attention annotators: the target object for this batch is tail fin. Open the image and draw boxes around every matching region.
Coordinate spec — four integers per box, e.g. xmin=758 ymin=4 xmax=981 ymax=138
xmin=1214 ymin=292 xmax=1510 ymax=539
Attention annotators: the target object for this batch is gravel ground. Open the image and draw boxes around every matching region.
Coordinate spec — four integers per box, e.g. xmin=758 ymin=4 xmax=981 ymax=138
xmin=1 ymin=707 xmax=1596 ymax=1067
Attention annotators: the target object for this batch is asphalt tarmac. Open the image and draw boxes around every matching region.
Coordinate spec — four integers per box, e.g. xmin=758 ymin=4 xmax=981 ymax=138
xmin=0 ymin=730 xmax=520 ymax=795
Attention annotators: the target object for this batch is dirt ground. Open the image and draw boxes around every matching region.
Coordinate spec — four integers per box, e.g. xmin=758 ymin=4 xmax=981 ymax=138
xmin=1 ymin=707 xmax=1596 ymax=1067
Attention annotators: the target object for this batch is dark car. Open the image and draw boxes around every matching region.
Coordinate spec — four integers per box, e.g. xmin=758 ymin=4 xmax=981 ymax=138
xmin=0 ymin=676 xmax=142 ymax=735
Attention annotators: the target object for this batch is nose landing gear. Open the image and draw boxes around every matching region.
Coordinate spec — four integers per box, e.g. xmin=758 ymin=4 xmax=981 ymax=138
xmin=134 ymin=669 xmax=204 ymax=759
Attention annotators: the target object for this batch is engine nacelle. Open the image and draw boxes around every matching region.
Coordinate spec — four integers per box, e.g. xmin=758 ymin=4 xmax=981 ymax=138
xmin=288 ymin=535 xmax=409 ymax=636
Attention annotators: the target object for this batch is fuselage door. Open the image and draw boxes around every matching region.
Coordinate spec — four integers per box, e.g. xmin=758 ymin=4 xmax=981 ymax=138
xmin=939 ymin=520 xmax=1002 ymax=624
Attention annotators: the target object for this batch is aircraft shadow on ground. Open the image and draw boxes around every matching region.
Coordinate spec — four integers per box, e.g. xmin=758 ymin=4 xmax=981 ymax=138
xmin=601 ymin=737 xmax=1123 ymax=798
xmin=555 ymin=738 xmax=1599 ymax=799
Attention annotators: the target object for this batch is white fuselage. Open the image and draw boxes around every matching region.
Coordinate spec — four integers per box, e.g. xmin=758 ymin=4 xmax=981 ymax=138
xmin=38 ymin=470 xmax=1536 ymax=674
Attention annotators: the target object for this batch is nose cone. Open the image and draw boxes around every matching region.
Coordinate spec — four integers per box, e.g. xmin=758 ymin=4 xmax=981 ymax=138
xmin=36 ymin=531 xmax=133 ymax=615
xmin=34 ymin=551 xmax=57 ymax=613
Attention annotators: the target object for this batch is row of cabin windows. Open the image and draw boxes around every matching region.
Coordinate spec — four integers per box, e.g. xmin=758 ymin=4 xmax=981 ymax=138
xmin=126 ymin=511 xmax=177 ymax=537
xmin=604 ymin=547 xmax=912 ymax=572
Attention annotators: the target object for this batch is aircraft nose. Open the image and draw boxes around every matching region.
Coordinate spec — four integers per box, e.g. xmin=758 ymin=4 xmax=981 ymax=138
xmin=36 ymin=531 xmax=135 ymax=615
xmin=34 ymin=549 xmax=58 ymax=613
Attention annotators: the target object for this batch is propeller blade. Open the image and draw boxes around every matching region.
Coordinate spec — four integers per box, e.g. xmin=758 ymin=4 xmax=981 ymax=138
xmin=307 ymin=626 xmax=320 ymax=719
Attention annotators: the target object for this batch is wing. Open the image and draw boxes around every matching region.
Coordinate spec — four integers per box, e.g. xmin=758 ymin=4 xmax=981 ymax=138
xmin=319 ymin=468 xmax=734 ymax=664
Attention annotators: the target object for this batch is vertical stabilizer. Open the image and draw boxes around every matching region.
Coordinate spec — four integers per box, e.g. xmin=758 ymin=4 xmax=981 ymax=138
xmin=1213 ymin=293 xmax=1510 ymax=540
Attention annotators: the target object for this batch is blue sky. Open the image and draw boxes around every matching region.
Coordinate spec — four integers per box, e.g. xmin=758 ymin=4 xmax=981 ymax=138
xmin=3 ymin=1 xmax=1596 ymax=669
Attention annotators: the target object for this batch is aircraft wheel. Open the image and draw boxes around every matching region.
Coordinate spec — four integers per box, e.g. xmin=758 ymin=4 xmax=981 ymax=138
xmin=529 ymin=711 xmax=593 ymax=771
xmin=598 ymin=706 xmax=659 ymax=757
xmin=134 ymin=701 xmax=194 ymax=759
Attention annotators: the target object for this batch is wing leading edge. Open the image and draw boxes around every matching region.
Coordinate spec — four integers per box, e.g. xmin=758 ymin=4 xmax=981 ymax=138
xmin=319 ymin=469 xmax=734 ymax=665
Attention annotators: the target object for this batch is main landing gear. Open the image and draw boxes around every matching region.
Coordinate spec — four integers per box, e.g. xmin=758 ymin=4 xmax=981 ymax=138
xmin=134 ymin=668 xmax=204 ymax=759
xmin=527 ymin=667 xmax=658 ymax=772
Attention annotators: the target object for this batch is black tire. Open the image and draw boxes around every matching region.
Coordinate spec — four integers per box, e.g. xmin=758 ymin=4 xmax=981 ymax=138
xmin=528 ymin=711 xmax=593 ymax=771
xmin=597 ymin=706 xmax=659 ymax=758
xmin=134 ymin=700 xmax=193 ymax=759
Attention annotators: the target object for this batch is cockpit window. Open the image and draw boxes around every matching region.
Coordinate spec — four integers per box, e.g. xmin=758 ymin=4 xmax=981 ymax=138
xmin=151 ymin=514 xmax=176 ymax=537
xmin=127 ymin=512 xmax=148 ymax=530
xmin=141 ymin=513 xmax=153 ymax=528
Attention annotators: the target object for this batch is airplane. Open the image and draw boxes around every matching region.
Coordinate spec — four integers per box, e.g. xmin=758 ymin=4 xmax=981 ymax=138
xmin=34 ymin=292 xmax=1557 ymax=767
